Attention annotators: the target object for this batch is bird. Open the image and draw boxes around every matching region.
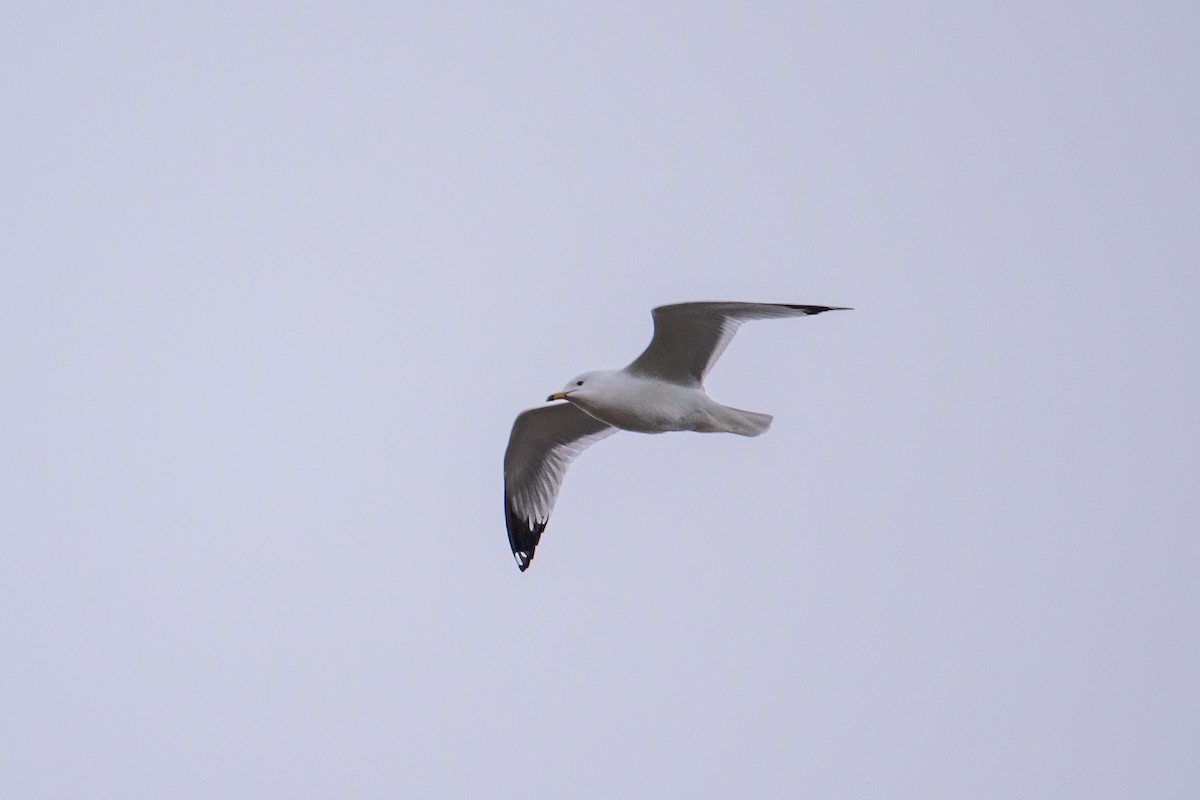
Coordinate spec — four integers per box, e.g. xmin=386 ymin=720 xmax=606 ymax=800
xmin=503 ymin=301 xmax=849 ymax=571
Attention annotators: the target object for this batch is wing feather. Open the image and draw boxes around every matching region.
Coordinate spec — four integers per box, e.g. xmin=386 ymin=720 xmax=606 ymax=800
xmin=624 ymin=301 xmax=847 ymax=385
xmin=503 ymin=403 xmax=617 ymax=571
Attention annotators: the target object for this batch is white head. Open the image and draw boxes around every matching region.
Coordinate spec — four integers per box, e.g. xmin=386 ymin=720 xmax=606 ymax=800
xmin=546 ymin=370 xmax=613 ymax=402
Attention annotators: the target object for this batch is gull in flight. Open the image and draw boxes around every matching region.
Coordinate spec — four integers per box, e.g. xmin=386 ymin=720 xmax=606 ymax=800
xmin=503 ymin=301 xmax=849 ymax=571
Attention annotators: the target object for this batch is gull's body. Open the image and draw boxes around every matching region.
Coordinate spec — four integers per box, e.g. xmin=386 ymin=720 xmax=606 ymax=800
xmin=561 ymin=370 xmax=768 ymax=435
xmin=503 ymin=301 xmax=849 ymax=571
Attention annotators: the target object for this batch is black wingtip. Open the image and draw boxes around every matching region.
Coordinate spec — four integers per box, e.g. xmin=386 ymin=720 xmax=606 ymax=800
xmin=506 ymin=502 xmax=544 ymax=573
xmin=785 ymin=304 xmax=853 ymax=314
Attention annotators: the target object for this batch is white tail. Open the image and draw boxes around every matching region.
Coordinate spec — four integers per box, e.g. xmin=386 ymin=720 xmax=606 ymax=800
xmin=723 ymin=406 xmax=773 ymax=437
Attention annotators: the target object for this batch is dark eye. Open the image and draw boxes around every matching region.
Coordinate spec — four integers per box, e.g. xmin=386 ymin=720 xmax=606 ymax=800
xmin=575 ymin=380 xmax=584 ymax=386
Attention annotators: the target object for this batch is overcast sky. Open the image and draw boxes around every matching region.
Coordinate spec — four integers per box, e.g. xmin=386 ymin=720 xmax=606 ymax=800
xmin=2 ymin=2 xmax=1197 ymax=798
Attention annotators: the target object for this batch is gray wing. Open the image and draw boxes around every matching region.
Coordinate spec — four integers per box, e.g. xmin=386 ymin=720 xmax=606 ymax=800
xmin=624 ymin=301 xmax=849 ymax=386
xmin=504 ymin=403 xmax=618 ymax=572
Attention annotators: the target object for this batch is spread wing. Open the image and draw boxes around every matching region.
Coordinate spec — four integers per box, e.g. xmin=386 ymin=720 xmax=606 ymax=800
xmin=503 ymin=403 xmax=618 ymax=572
xmin=624 ymin=302 xmax=848 ymax=386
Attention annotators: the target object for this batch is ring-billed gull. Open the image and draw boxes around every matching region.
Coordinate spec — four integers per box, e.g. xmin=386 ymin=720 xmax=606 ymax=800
xmin=503 ymin=301 xmax=849 ymax=571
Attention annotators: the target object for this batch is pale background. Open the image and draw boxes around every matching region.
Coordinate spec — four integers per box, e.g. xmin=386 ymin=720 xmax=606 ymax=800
xmin=2 ymin=2 xmax=1197 ymax=798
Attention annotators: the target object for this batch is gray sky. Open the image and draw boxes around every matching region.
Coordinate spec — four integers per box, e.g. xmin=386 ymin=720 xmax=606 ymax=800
xmin=2 ymin=2 xmax=1197 ymax=798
